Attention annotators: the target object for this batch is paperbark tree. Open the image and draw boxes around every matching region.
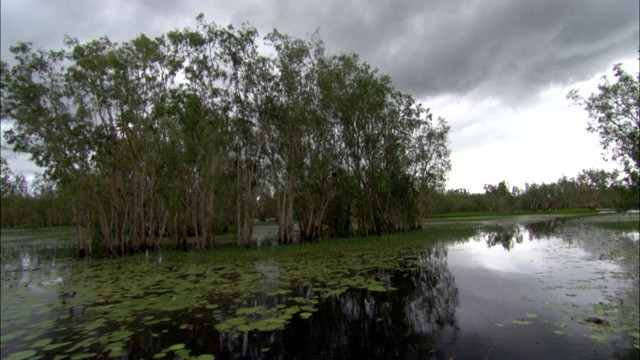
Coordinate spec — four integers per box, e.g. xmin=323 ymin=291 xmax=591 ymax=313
xmin=568 ymin=63 xmax=639 ymax=187
xmin=1 ymin=44 xmax=94 ymax=256
xmin=2 ymin=18 xmax=454 ymax=252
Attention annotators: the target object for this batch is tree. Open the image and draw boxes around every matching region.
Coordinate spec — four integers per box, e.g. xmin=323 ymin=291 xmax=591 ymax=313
xmin=1 ymin=43 xmax=95 ymax=256
xmin=2 ymin=18 xmax=453 ymax=253
xmin=483 ymin=181 xmax=514 ymax=212
xmin=576 ymin=168 xmax=619 ymax=208
xmin=568 ymin=63 xmax=640 ymax=186
xmin=1 ymin=157 xmax=29 ymax=227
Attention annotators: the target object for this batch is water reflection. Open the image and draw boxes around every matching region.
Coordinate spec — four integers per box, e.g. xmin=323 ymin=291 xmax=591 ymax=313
xmin=475 ymin=218 xmax=571 ymax=251
xmin=447 ymin=216 xmax=638 ymax=358
xmin=404 ymin=246 xmax=458 ymax=336
xmin=482 ymin=224 xmax=524 ymax=250
xmin=1 ymin=216 xmax=638 ymax=359
xmin=266 ymin=243 xmax=458 ymax=359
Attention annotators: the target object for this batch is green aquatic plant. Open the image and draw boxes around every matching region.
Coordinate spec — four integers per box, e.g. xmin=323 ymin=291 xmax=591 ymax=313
xmin=512 ymin=320 xmax=532 ymax=325
xmin=2 ymin=214 xmax=638 ymax=358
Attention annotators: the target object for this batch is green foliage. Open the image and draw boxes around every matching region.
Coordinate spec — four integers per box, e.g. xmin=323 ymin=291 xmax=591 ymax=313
xmin=427 ymin=167 xmax=635 ymax=217
xmin=1 ymin=17 xmax=451 ymax=252
xmin=568 ymin=63 xmax=640 ymax=187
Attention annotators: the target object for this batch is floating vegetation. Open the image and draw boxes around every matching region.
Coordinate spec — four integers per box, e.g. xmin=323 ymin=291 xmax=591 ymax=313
xmin=5 ymin=350 xmax=38 ymax=360
xmin=512 ymin=320 xmax=532 ymax=326
xmin=585 ymin=333 xmax=608 ymax=343
xmin=299 ymin=312 xmax=313 ymax=319
xmin=169 ymin=343 xmax=186 ymax=351
xmin=553 ymin=330 xmax=573 ymax=336
xmin=194 ymin=355 xmax=215 ymax=360
xmin=1 ymin=214 xmax=638 ymax=358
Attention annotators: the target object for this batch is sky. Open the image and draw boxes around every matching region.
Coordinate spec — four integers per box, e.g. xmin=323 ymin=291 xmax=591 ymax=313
xmin=1 ymin=0 xmax=638 ymax=193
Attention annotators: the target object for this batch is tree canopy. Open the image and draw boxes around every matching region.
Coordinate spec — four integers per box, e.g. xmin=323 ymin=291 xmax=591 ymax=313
xmin=1 ymin=17 xmax=451 ymax=255
xmin=568 ymin=63 xmax=640 ymax=187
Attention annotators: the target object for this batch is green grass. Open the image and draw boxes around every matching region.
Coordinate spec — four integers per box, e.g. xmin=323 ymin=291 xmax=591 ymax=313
xmin=425 ymin=208 xmax=598 ymax=220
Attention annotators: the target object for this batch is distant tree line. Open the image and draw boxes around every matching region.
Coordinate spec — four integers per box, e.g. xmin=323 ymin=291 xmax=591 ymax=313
xmin=424 ymin=168 xmax=638 ymax=215
xmin=1 ymin=158 xmax=73 ymax=228
xmin=1 ymin=16 xmax=451 ymax=256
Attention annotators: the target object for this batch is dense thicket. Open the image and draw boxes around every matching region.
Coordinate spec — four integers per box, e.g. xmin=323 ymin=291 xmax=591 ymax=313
xmin=1 ymin=18 xmax=451 ymax=255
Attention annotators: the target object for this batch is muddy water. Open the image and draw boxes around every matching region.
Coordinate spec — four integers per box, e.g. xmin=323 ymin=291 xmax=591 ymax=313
xmin=1 ymin=213 xmax=638 ymax=359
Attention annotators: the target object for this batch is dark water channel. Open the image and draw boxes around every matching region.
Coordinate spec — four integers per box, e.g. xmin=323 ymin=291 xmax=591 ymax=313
xmin=1 ymin=214 xmax=638 ymax=359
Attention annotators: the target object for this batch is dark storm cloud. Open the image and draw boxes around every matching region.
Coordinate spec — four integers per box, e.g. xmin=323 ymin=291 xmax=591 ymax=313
xmin=1 ymin=0 xmax=636 ymax=189
xmin=250 ymin=0 xmax=639 ymax=101
xmin=2 ymin=0 xmax=638 ymax=101
xmin=0 ymin=0 xmax=192 ymax=50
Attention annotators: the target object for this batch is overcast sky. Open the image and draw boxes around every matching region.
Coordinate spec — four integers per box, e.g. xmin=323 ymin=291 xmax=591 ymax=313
xmin=1 ymin=0 xmax=638 ymax=193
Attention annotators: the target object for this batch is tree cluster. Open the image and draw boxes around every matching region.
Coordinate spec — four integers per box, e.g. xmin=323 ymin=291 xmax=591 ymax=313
xmin=1 ymin=17 xmax=451 ymax=255
xmin=425 ymin=168 xmax=637 ymax=215
xmin=1 ymin=158 xmax=72 ymax=228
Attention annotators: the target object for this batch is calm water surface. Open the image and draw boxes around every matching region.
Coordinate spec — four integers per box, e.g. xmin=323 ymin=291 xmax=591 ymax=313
xmin=1 ymin=214 xmax=638 ymax=359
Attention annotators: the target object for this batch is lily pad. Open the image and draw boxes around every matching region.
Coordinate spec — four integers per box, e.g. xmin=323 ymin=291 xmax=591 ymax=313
xmin=31 ymin=337 xmax=53 ymax=348
xmin=169 ymin=343 xmax=186 ymax=351
xmin=366 ymin=284 xmax=388 ymax=292
xmin=214 ymin=322 xmax=233 ymax=332
xmin=236 ymin=323 xmax=255 ymax=332
xmin=585 ymin=333 xmax=607 ymax=343
xmin=254 ymin=322 xmax=285 ymax=332
xmin=299 ymin=312 xmax=313 ymax=319
xmin=70 ymin=353 xmax=97 ymax=359
xmin=226 ymin=316 xmax=247 ymax=326
xmin=553 ymin=330 xmax=572 ymax=336
xmin=42 ymin=341 xmax=73 ymax=351
xmin=512 ymin=320 xmax=532 ymax=325
xmin=175 ymin=348 xmax=191 ymax=358
xmin=108 ymin=347 xmax=126 ymax=357
xmin=6 ymin=350 xmax=38 ymax=360
xmin=194 ymin=355 xmax=215 ymax=360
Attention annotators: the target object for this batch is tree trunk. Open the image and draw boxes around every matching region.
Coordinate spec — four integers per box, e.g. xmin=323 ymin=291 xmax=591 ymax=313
xmin=72 ymin=203 xmax=85 ymax=258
